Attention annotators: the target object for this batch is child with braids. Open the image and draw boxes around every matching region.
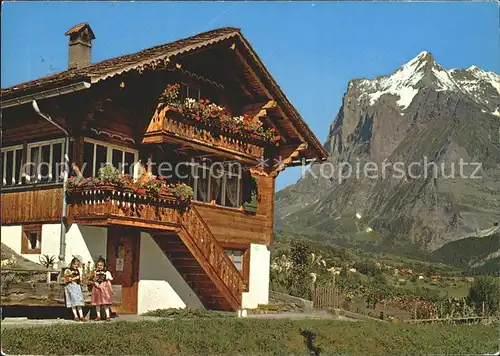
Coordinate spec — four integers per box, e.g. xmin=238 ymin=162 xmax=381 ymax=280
xmin=90 ymin=257 xmax=114 ymax=321
xmin=63 ymin=257 xmax=86 ymax=321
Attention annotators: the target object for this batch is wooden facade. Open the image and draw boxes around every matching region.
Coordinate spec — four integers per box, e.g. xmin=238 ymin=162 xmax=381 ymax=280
xmin=1 ymin=187 xmax=63 ymax=225
xmin=1 ymin=25 xmax=326 ymax=312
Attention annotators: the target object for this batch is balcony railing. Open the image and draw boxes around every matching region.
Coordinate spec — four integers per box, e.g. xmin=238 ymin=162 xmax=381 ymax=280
xmin=66 ymin=185 xmax=243 ymax=309
xmin=143 ymin=106 xmax=265 ymax=160
xmin=67 ymin=185 xmax=183 ymax=229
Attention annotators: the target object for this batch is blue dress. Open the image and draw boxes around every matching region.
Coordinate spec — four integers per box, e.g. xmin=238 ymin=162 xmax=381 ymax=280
xmin=64 ymin=268 xmax=85 ymax=308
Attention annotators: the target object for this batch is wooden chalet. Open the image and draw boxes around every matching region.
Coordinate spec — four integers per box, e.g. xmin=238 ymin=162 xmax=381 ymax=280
xmin=1 ymin=24 xmax=326 ymax=313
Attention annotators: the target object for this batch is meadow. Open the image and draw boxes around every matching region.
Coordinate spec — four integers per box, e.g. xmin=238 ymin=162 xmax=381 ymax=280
xmin=2 ymin=318 xmax=497 ymax=355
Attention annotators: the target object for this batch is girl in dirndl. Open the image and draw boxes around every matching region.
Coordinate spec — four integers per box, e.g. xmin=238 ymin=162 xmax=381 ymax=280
xmin=63 ymin=257 xmax=86 ymax=321
xmin=91 ymin=257 xmax=114 ymax=321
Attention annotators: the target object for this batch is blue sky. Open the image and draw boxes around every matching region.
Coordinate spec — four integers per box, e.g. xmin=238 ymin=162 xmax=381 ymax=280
xmin=2 ymin=1 xmax=498 ymax=190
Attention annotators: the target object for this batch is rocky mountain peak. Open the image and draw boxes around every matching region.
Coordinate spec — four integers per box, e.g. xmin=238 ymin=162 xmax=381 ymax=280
xmin=276 ymin=53 xmax=500 ymax=252
xmin=352 ymin=51 xmax=500 ymax=115
xmin=404 ymin=50 xmax=435 ymax=72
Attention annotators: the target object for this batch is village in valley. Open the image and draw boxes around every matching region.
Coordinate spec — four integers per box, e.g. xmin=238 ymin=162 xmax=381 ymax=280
xmin=1 ymin=2 xmax=499 ymax=356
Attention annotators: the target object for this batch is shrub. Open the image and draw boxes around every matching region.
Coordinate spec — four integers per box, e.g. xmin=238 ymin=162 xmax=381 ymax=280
xmin=468 ymin=276 xmax=500 ymax=316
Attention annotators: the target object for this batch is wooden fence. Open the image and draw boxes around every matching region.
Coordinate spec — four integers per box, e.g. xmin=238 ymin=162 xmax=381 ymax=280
xmin=312 ymin=283 xmax=344 ymax=309
xmin=404 ymin=316 xmax=484 ymax=325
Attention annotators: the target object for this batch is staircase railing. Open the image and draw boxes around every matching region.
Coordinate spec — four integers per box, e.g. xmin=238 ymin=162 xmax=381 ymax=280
xmin=179 ymin=205 xmax=243 ymax=310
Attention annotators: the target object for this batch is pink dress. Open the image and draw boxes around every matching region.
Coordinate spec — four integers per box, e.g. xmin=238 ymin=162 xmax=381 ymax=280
xmin=91 ymin=270 xmax=113 ymax=306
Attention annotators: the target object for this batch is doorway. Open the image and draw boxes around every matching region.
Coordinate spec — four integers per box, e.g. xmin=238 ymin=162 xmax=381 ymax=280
xmin=106 ymin=227 xmax=140 ymax=314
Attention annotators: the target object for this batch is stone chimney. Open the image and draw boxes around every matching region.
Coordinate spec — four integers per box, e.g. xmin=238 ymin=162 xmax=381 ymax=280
xmin=64 ymin=23 xmax=95 ymax=70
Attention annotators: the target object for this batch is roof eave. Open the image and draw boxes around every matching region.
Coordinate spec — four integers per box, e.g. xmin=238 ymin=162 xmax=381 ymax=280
xmin=235 ymin=33 xmax=327 ymax=163
xmin=2 ymin=27 xmax=241 ymax=99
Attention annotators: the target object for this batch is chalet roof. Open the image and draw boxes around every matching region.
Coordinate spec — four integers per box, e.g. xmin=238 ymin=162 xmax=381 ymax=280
xmin=1 ymin=27 xmax=327 ymax=160
xmin=1 ymin=27 xmax=239 ymax=98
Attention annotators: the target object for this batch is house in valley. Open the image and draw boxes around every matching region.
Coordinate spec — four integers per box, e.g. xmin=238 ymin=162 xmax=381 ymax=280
xmin=1 ymin=24 xmax=326 ymax=314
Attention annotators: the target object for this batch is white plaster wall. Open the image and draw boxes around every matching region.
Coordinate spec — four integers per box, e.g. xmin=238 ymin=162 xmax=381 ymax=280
xmin=1 ymin=225 xmax=23 ymax=255
xmin=40 ymin=224 xmax=63 ymax=263
xmin=137 ymin=232 xmax=204 ymax=314
xmin=0 ymin=224 xmax=107 ymax=267
xmin=65 ymin=225 xmax=108 ymax=266
xmin=242 ymin=243 xmax=270 ymax=309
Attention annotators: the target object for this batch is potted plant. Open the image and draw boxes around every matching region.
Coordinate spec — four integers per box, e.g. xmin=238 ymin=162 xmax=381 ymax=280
xmin=39 ymin=254 xmax=57 ymax=283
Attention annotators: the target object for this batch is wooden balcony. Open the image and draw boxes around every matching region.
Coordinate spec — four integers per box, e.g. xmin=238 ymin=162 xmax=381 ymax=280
xmin=143 ymin=106 xmax=265 ymax=162
xmin=66 ymin=186 xmax=243 ymax=310
xmin=67 ymin=186 xmax=183 ymax=230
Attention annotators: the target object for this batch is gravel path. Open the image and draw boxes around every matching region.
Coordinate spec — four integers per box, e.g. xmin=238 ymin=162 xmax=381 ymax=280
xmin=0 ymin=315 xmax=162 ymax=328
xmin=1 ymin=310 xmax=358 ymax=328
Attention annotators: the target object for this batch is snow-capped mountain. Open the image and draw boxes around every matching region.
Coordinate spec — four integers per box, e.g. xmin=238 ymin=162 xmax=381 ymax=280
xmin=276 ymin=52 xmax=500 ymax=252
xmin=355 ymin=51 xmax=500 ymax=115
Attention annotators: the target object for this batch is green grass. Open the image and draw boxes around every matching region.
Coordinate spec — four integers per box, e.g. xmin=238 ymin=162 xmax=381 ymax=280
xmin=393 ymin=278 xmax=471 ymax=299
xmin=2 ymin=319 xmax=498 ymax=355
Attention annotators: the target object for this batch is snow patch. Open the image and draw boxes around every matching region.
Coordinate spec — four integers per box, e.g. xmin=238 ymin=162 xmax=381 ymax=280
xmin=355 ymin=51 xmax=500 ymax=112
xmin=396 ymin=86 xmax=419 ymax=108
xmin=431 ymin=67 xmax=458 ymax=91
xmin=467 ymin=66 xmax=500 ymax=95
xmin=360 ymin=52 xmax=426 ymax=109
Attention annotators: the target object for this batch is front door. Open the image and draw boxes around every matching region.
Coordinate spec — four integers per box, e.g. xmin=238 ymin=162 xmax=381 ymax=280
xmin=107 ymin=227 xmax=140 ymax=314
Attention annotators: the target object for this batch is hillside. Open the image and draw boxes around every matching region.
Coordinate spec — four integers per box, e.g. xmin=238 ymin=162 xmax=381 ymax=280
xmin=430 ymin=227 xmax=500 ymax=275
xmin=275 ymin=51 xmax=500 ymax=252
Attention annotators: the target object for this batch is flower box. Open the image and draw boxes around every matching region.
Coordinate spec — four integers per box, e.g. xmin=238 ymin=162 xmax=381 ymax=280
xmin=157 ymin=83 xmax=280 ymax=146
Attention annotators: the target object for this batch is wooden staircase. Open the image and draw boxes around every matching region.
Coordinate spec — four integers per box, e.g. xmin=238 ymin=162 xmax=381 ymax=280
xmin=153 ymin=205 xmax=243 ymax=311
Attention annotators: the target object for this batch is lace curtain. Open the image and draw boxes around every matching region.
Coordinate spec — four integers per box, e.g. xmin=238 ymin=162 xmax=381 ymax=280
xmin=225 ymin=174 xmax=239 ymax=207
xmin=211 ymin=166 xmax=222 ymax=204
xmin=197 ymin=168 xmax=209 ymax=202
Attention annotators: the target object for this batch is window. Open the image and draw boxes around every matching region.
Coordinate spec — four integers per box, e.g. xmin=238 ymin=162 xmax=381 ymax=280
xmin=82 ymin=138 xmax=138 ymax=177
xmin=26 ymin=139 xmax=66 ymax=184
xmin=224 ymin=165 xmax=241 ymax=208
xmin=224 ymin=249 xmax=243 ymax=272
xmin=21 ymin=224 xmax=42 ymax=254
xmin=1 ymin=145 xmax=23 ymax=186
xmin=186 ymin=163 xmax=242 ymax=208
xmin=194 ymin=165 xmax=211 ymax=203
xmin=180 ymin=82 xmax=200 ymax=101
